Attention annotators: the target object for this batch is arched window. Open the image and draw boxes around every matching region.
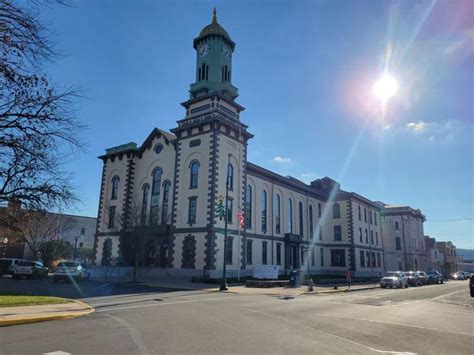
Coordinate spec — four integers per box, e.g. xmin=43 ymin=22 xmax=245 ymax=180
xmin=111 ymin=176 xmax=119 ymax=200
xmin=189 ymin=161 xmax=200 ymax=189
xmin=333 ymin=202 xmax=341 ymax=219
xmin=151 ymin=168 xmax=162 ymax=225
xmin=275 ymin=194 xmax=281 ymax=234
xmin=309 ymin=205 xmax=314 ymax=240
xmin=141 ymin=184 xmax=150 ymax=225
xmin=245 ymin=185 xmax=252 ymax=229
xmin=299 ymin=202 xmax=304 ymax=236
xmin=227 ymin=163 xmax=234 ymax=190
xmin=261 ymin=190 xmax=267 ymax=233
xmin=162 ymin=181 xmax=171 ymax=224
xmin=287 ymin=198 xmax=293 ymax=233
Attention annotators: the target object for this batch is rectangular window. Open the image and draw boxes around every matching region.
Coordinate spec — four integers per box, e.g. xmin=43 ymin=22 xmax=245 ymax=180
xmin=359 ymin=227 xmax=363 ymax=243
xmin=319 ymin=226 xmax=323 ymax=241
xmin=261 ymin=191 xmax=267 ymax=233
xmin=369 ymin=210 xmax=373 ymax=224
xmin=320 ymin=247 xmax=324 ymax=266
xmin=311 ymin=248 xmax=315 ymax=266
xmin=108 ymin=206 xmax=116 ymax=229
xmin=358 ymin=206 xmax=361 ymax=221
xmin=360 ymin=250 xmax=365 ymax=267
xmin=365 ymin=229 xmax=368 ymax=243
xmin=225 ymin=236 xmax=233 ymax=264
xmin=375 ymin=232 xmax=379 ymax=245
xmin=226 ymin=197 xmax=233 ymax=223
xmin=276 ymin=243 xmax=281 ymax=265
xmin=377 ymin=253 xmax=381 ymax=268
xmin=246 ymin=240 xmax=252 ymax=264
xmin=188 ymin=197 xmax=197 ymax=224
xmin=301 ymin=247 xmax=305 ymax=266
xmin=372 ymin=252 xmax=376 ymax=267
xmin=370 ymin=230 xmax=374 ymax=245
xmin=395 ymin=221 xmax=399 ymax=230
xmin=374 ymin=213 xmax=378 ymax=226
xmin=366 ymin=251 xmax=370 ymax=266
xmin=262 ymin=241 xmax=268 ymax=265
xmin=318 ymin=203 xmax=322 ymax=218
xmin=330 ymin=249 xmax=346 ymax=267
xmin=275 ymin=195 xmax=281 ymax=234
xmin=80 ymin=227 xmax=85 ymax=235
xmin=364 ymin=208 xmax=367 ymax=222
xmin=334 ymin=225 xmax=342 ymax=241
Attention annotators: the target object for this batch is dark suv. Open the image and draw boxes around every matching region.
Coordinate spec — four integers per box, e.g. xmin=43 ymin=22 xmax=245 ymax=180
xmin=426 ymin=270 xmax=444 ymax=284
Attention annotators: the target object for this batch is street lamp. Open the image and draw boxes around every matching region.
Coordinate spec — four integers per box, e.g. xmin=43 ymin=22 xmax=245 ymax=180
xmin=219 ymin=154 xmax=232 ymax=291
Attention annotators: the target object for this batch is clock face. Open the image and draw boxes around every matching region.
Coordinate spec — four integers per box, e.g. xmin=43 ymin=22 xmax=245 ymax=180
xmin=222 ymin=44 xmax=231 ymax=58
xmin=199 ymin=44 xmax=209 ymax=57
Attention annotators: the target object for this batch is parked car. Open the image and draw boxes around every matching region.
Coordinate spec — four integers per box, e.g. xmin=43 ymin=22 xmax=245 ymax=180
xmin=380 ymin=271 xmax=408 ymax=288
xmin=452 ymin=272 xmax=465 ymax=280
xmin=426 ymin=270 xmax=444 ymax=284
xmin=405 ymin=271 xmax=423 ymax=286
xmin=417 ymin=271 xmax=429 ymax=285
xmin=53 ymin=261 xmax=90 ymax=283
xmin=12 ymin=261 xmax=48 ymax=279
xmin=470 ymin=275 xmax=474 ymax=297
xmin=460 ymin=271 xmax=471 ymax=278
xmin=0 ymin=258 xmax=24 ymax=276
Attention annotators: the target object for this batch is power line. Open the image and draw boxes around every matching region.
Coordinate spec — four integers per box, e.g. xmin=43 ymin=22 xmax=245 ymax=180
xmin=426 ymin=218 xmax=474 ymax=222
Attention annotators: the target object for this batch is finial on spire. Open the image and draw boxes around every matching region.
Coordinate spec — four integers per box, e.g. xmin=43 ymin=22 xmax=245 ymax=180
xmin=212 ymin=8 xmax=217 ymax=23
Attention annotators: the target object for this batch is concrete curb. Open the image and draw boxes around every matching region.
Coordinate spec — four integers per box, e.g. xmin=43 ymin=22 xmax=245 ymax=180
xmin=302 ymin=285 xmax=380 ymax=295
xmin=0 ymin=299 xmax=95 ymax=327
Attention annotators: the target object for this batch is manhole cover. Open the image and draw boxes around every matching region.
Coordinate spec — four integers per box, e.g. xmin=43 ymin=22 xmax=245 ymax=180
xmin=278 ymin=296 xmax=295 ymax=300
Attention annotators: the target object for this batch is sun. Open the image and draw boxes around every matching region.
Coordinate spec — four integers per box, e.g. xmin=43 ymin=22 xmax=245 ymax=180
xmin=373 ymin=73 xmax=398 ymax=101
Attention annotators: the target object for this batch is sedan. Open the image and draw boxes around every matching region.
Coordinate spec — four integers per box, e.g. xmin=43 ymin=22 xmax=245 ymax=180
xmin=405 ymin=271 xmax=423 ymax=286
xmin=53 ymin=261 xmax=90 ymax=283
xmin=426 ymin=270 xmax=444 ymax=284
xmin=12 ymin=261 xmax=48 ymax=279
xmin=380 ymin=271 xmax=408 ymax=288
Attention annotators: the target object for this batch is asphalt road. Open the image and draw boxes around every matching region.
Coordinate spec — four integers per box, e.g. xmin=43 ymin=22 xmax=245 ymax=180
xmin=1 ymin=280 xmax=472 ymax=354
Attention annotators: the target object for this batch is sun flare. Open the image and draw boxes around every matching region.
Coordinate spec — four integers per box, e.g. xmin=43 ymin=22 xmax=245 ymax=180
xmin=373 ymin=74 xmax=399 ymax=101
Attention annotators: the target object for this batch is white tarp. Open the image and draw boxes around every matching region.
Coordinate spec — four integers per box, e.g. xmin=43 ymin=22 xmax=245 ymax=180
xmin=253 ymin=265 xmax=279 ymax=279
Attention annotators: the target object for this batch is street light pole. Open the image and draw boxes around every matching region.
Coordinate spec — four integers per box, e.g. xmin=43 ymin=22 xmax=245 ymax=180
xmin=2 ymin=238 xmax=8 ymax=258
xmin=73 ymin=235 xmax=79 ymax=260
xmin=220 ymin=154 xmax=231 ymax=291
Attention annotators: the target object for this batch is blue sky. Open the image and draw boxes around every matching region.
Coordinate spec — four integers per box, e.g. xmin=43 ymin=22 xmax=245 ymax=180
xmin=39 ymin=0 xmax=472 ymax=248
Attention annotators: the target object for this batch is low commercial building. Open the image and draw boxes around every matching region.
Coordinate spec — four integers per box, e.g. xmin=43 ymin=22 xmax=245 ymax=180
xmin=424 ymin=236 xmax=444 ymax=272
xmin=435 ymin=241 xmax=459 ymax=277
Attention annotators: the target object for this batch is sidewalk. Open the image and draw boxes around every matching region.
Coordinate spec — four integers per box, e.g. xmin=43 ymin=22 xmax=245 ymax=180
xmin=0 ymin=300 xmax=95 ymax=327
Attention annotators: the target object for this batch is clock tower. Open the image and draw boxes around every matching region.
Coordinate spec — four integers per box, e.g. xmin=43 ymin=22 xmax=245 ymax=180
xmin=190 ymin=8 xmax=238 ymax=100
xmin=169 ymin=9 xmax=253 ymax=277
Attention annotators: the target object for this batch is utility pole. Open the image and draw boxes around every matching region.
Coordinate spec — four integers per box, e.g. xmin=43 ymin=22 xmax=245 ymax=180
xmin=219 ymin=154 xmax=231 ymax=291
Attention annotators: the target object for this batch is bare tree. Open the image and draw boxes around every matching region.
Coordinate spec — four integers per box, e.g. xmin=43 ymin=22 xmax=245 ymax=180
xmin=0 ymin=0 xmax=84 ymax=212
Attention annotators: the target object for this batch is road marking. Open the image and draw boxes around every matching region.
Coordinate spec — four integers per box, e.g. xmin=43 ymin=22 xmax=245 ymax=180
xmin=239 ymin=306 xmax=417 ymax=354
xmin=106 ymin=314 xmax=151 ymax=355
xmin=430 ymin=289 xmax=465 ymax=301
xmin=94 ymin=282 xmax=111 ymax=289
xmin=96 ymin=295 xmax=249 ymax=313
xmin=310 ymin=312 xmax=473 ymax=337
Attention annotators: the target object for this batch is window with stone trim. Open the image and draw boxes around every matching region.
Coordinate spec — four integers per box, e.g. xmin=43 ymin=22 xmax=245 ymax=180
xmin=331 ymin=249 xmax=346 ymax=267
xmin=276 ymin=243 xmax=281 ymax=265
xmin=395 ymin=221 xmax=399 ymax=230
xmin=365 ymin=229 xmax=368 ymax=243
xmin=358 ymin=205 xmax=361 ymax=220
xmin=225 ymin=236 xmax=233 ymax=264
xmin=396 ymin=237 xmax=402 ymax=250
xmin=261 ymin=190 xmax=267 ymax=233
xmin=111 ymin=176 xmax=119 ymax=200
xmin=226 ymin=197 xmax=233 ymax=223
xmin=182 ymin=235 xmax=196 ymax=269
xmin=364 ymin=207 xmax=367 ymax=222
xmin=189 ymin=161 xmax=200 ymax=189
xmin=360 ymin=250 xmax=365 ymax=267
xmin=320 ymin=247 xmax=324 ymax=266
xmin=151 ymin=167 xmax=162 ymax=225
xmin=162 ymin=181 xmax=171 ymax=224
xmin=108 ymin=206 xmax=116 ymax=229
xmin=319 ymin=225 xmax=323 ymax=241
xmin=333 ymin=202 xmax=341 ymax=219
xmin=309 ymin=205 xmax=314 ymax=240
xmin=375 ymin=231 xmax=379 ymax=245
xmin=245 ymin=185 xmax=252 ymax=229
xmin=262 ymin=241 xmax=268 ymax=265
xmin=359 ymin=227 xmax=363 ymax=243
xmin=377 ymin=253 xmax=381 ymax=268
xmin=227 ymin=163 xmax=234 ymax=190
xmin=275 ymin=194 xmax=281 ymax=234
xmin=370 ymin=230 xmax=374 ymax=245
xmin=188 ymin=197 xmax=197 ymax=225
xmin=318 ymin=203 xmax=322 ymax=218
xmin=334 ymin=225 xmax=342 ymax=241
xmin=246 ymin=239 xmax=252 ymax=264
xmin=287 ymin=198 xmax=293 ymax=233
xmin=141 ymin=184 xmax=149 ymax=225
xmin=298 ymin=202 xmax=303 ymax=236
xmin=374 ymin=212 xmax=378 ymax=225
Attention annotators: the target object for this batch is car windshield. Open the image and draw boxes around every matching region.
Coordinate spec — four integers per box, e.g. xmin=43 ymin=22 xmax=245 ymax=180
xmin=406 ymin=272 xmax=415 ymax=276
xmin=18 ymin=261 xmax=35 ymax=266
xmin=386 ymin=273 xmax=400 ymax=278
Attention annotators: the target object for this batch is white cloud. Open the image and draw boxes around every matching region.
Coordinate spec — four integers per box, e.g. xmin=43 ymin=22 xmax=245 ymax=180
xmin=407 ymin=121 xmax=428 ymax=132
xmin=272 ymin=156 xmax=291 ymax=163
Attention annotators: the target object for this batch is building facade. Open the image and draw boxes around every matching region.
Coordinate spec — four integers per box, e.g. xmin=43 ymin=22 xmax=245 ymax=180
xmin=380 ymin=205 xmax=426 ymax=271
xmin=424 ymin=236 xmax=444 ymax=272
xmin=93 ymin=11 xmax=385 ymax=277
xmin=434 ymin=241 xmax=459 ymax=277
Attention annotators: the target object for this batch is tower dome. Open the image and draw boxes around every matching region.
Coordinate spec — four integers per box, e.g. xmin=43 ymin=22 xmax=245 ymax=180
xmin=193 ymin=8 xmax=235 ymax=49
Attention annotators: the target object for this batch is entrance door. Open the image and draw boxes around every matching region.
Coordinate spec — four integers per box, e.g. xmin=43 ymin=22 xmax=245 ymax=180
xmin=290 ymin=245 xmax=298 ymax=269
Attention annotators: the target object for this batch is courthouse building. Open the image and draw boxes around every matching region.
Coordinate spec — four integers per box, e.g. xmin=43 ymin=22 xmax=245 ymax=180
xmin=94 ymin=10 xmax=384 ymax=278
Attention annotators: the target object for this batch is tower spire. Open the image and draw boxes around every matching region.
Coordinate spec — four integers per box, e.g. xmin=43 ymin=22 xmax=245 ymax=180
xmin=212 ymin=8 xmax=217 ymax=23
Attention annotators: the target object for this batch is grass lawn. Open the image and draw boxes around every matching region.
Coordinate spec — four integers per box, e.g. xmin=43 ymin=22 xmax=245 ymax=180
xmin=0 ymin=295 xmax=70 ymax=308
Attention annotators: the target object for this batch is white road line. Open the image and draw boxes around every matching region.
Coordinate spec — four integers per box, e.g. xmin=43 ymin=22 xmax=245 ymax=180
xmin=430 ymin=289 xmax=466 ymax=301
xmin=94 ymin=282 xmax=111 ymax=289
xmin=310 ymin=312 xmax=473 ymax=337
xmin=239 ymin=306 xmax=417 ymax=354
xmin=95 ymin=295 xmax=248 ymax=313
xmin=106 ymin=314 xmax=151 ymax=355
